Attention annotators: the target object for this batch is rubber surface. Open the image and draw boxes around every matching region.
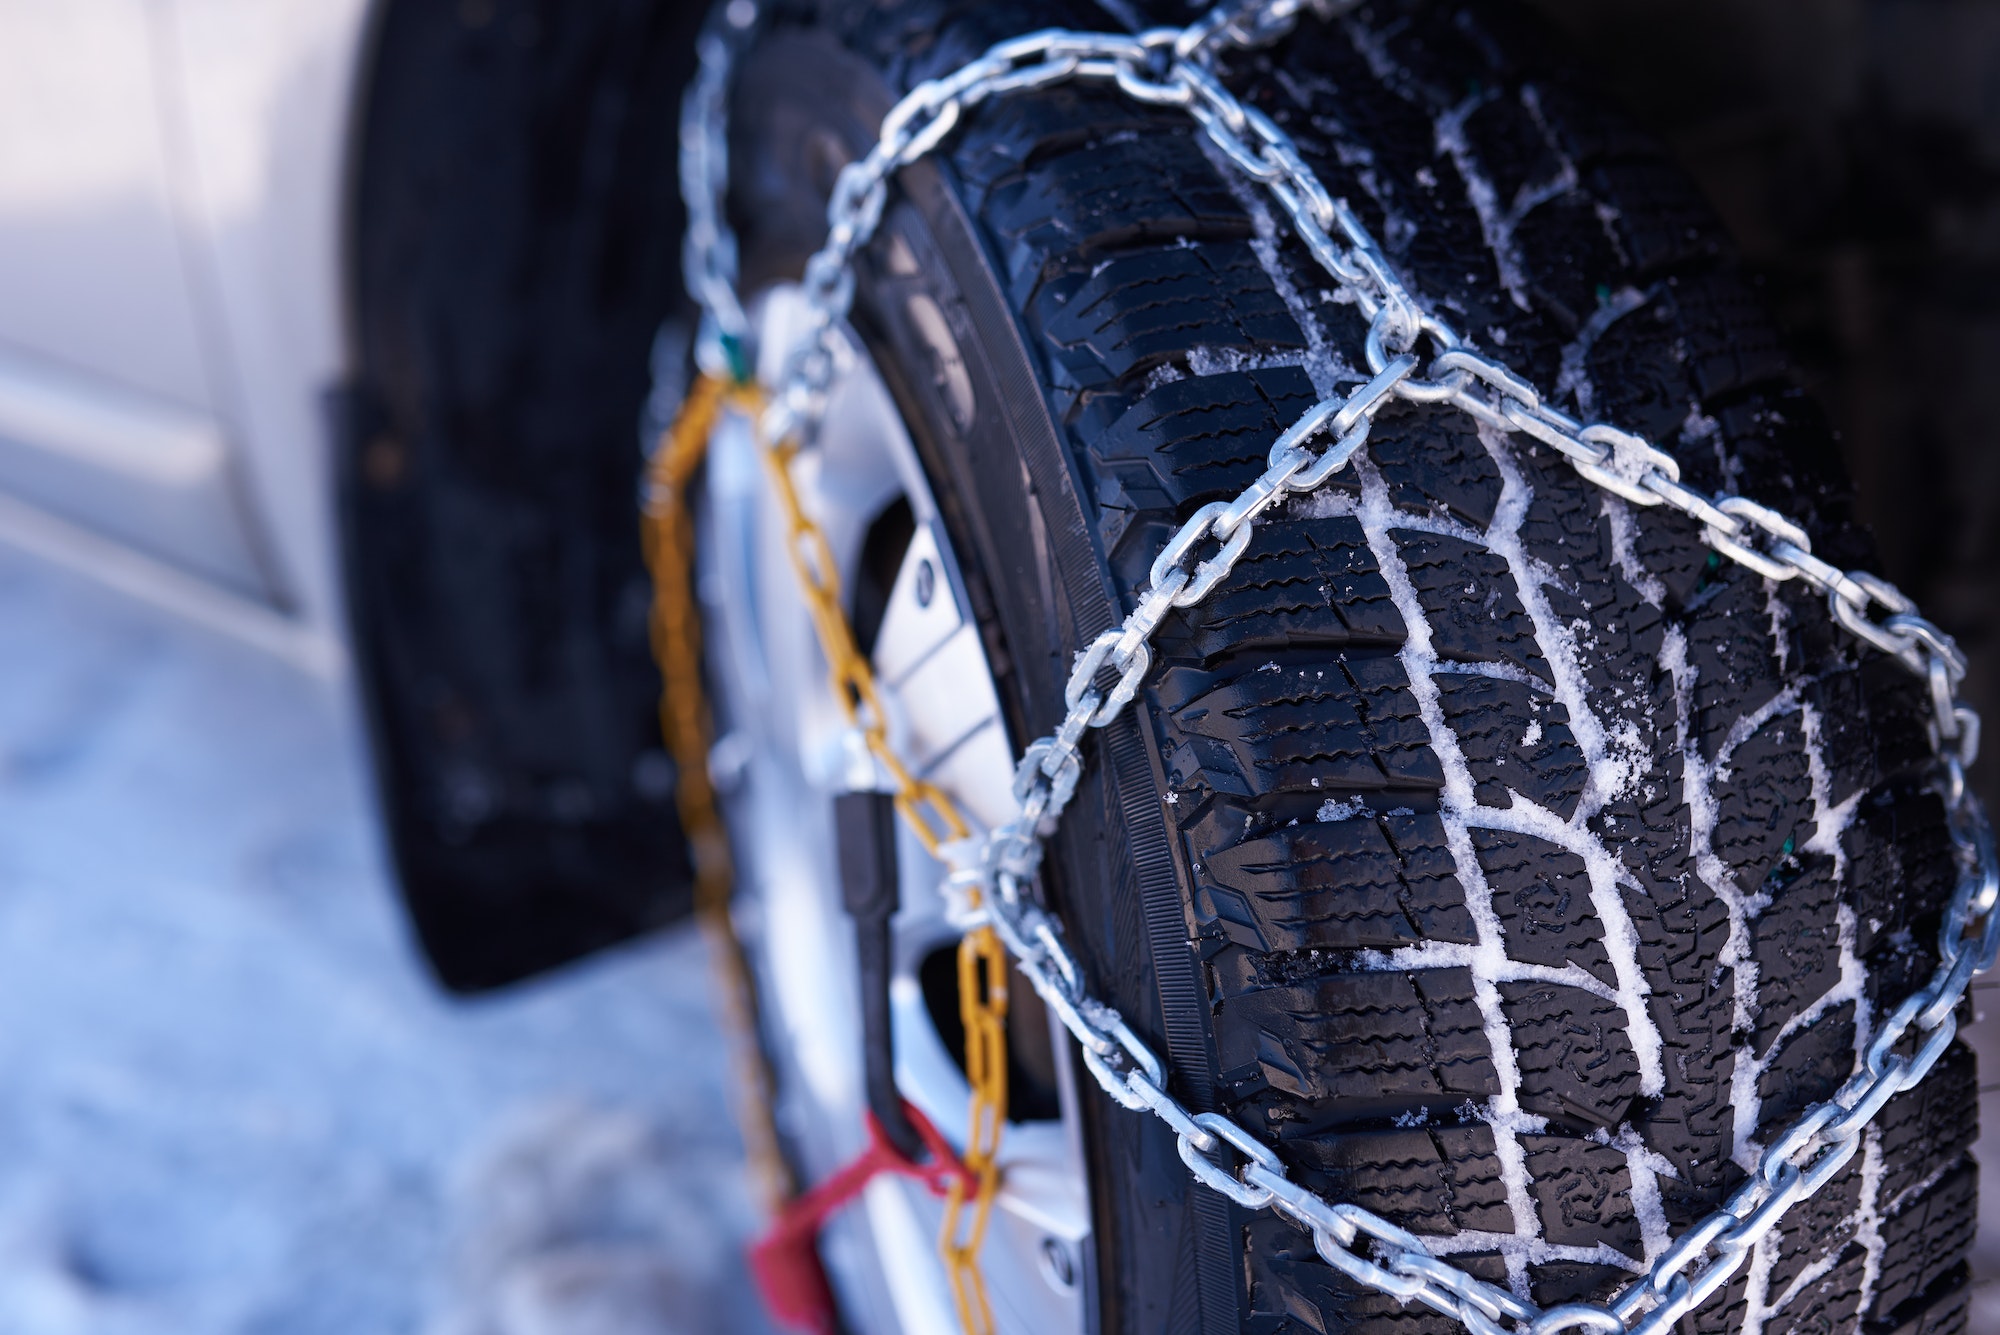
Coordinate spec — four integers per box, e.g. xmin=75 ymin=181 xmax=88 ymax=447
xmin=737 ymin=3 xmax=1977 ymax=1331
xmin=345 ymin=0 xmax=706 ymax=990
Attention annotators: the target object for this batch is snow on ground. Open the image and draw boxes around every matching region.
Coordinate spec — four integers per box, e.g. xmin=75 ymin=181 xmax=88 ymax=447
xmin=0 ymin=546 xmax=774 ymax=1335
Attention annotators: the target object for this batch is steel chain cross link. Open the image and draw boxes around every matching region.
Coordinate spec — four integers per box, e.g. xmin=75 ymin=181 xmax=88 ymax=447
xmin=679 ymin=2 xmax=2000 ymax=1333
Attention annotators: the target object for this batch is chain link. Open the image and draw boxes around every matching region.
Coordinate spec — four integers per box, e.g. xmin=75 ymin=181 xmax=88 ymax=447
xmin=752 ymin=398 xmax=1008 ymax=1335
xmin=679 ymin=3 xmax=1997 ymax=1332
xmin=641 ymin=372 xmax=796 ymax=1214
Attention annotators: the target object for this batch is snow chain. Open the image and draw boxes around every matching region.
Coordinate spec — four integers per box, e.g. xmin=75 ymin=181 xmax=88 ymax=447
xmin=645 ymin=372 xmax=1008 ymax=1335
xmin=673 ymin=3 xmax=2000 ymax=1334
xmin=641 ymin=372 xmax=795 ymax=1214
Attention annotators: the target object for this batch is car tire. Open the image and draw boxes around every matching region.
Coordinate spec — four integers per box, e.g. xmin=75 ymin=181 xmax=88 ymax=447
xmin=726 ymin=3 xmax=1978 ymax=1332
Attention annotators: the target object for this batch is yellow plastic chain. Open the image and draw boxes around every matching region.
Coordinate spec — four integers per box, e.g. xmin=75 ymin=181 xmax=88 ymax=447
xmin=641 ymin=371 xmax=795 ymax=1214
xmin=653 ymin=370 xmax=1007 ymax=1335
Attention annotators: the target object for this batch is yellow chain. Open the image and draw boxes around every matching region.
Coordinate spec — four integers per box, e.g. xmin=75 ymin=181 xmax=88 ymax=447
xmin=654 ymin=372 xmax=1007 ymax=1335
xmin=945 ymin=922 xmax=1008 ymax=1335
xmin=755 ymin=396 xmax=1005 ymax=1335
xmin=642 ymin=372 xmax=795 ymax=1214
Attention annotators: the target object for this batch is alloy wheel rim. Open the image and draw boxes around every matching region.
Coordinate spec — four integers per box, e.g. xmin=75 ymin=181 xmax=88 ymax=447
xmin=699 ymin=284 xmax=1094 ymax=1334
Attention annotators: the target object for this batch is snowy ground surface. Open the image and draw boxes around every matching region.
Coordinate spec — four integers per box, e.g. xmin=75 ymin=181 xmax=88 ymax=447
xmin=0 ymin=546 xmax=775 ymax=1335
xmin=0 ymin=537 xmax=1993 ymax=1333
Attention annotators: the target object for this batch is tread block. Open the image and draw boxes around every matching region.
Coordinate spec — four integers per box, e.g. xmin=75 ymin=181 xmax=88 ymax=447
xmin=1085 ymin=366 xmax=1319 ymax=513
xmin=1872 ymin=1272 xmax=1971 ymax=1335
xmin=1438 ymin=675 xmax=1587 ymax=818
xmin=1520 ymin=1134 xmax=1640 ymax=1252
xmin=1586 ymin=159 xmax=1724 ymax=275
xmin=1803 ymin=659 xmax=1935 ymax=801
xmin=1871 ymin=1159 xmax=1977 ymax=1319
xmin=1034 ymin=239 xmax=1302 ymax=387
xmin=1749 ymin=854 xmax=1842 ymax=1050
xmin=1641 ymin=973 xmax=1741 ymax=1193
xmin=1498 ymin=439 xmax=1674 ymax=704
xmin=1616 ymin=836 xmax=1729 ymax=993
xmin=1193 ymin=809 xmax=1475 ymax=955
xmin=1506 ymin=458 xmax=1626 ymax=588
xmin=1664 ymin=271 xmax=1793 ymax=403
xmin=1865 ymin=932 xmax=1941 ymax=1028
xmin=1566 ymin=272 xmax=1785 ymax=433
xmin=1708 ymin=708 xmax=1816 ymax=884
xmin=1216 ymin=967 xmax=1500 ymax=1105
xmin=1527 ymin=81 xmax=1662 ymax=168
xmin=1390 ymin=530 xmax=1550 ymax=679
xmin=1579 ymin=293 xmax=1711 ymax=446
xmin=1754 ymin=1001 xmax=1855 ymax=1136
xmin=1526 ymin=1261 xmax=1631 ymax=1310
xmin=1765 ymin=1158 xmax=1864 ymax=1299
xmin=1277 ymin=1123 xmax=1515 ymax=1236
xmin=1159 ymin=653 xmax=1444 ymax=799
xmin=1682 ymin=574 xmax=1789 ymax=756
xmin=1367 ymin=401 xmax=1504 ymax=529
xmin=1471 ymin=829 xmax=1616 ymax=987
xmin=1706 ymin=392 xmax=1862 ymax=558
xmin=1155 ymin=515 xmax=1406 ymax=665
xmin=1690 ymin=1275 xmax=1753 ymax=1335
xmin=1843 ymin=782 xmax=1959 ymax=957
xmin=1627 ymin=503 xmax=1715 ymax=613
xmin=1499 ymin=980 xmax=1643 ymax=1129
xmin=1511 ymin=191 xmax=1629 ymax=332
xmin=1455 ymin=85 xmax=1569 ymax=211
xmin=1877 ymin=1043 xmax=1979 ymax=1211
xmin=1763 ymin=1243 xmax=1866 ymax=1335
xmin=949 ymin=80 xmax=1179 ymax=191
xmin=1274 ymin=27 xmax=1529 ymax=360
xmin=974 ymin=114 xmax=1249 ymax=303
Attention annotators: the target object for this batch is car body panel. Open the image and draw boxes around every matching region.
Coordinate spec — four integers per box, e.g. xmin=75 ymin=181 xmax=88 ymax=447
xmin=0 ymin=0 xmax=363 ymax=668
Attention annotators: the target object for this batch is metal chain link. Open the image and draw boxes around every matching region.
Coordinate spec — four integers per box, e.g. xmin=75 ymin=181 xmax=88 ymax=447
xmin=680 ymin=3 xmax=1999 ymax=1333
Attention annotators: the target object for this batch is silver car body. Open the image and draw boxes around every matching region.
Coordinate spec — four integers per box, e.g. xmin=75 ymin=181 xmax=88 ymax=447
xmin=0 ymin=0 xmax=368 ymax=674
